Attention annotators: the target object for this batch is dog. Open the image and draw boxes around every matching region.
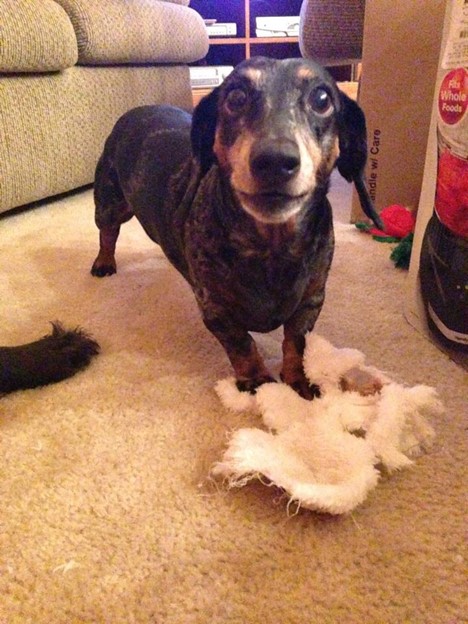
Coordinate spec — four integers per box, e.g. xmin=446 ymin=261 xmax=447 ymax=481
xmin=91 ymin=57 xmax=382 ymax=399
xmin=0 ymin=322 xmax=99 ymax=394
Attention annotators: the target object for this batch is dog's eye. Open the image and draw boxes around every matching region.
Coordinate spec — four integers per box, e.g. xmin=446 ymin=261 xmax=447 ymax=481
xmin=309 ymin=88 xmax=333 ymax=116
xmin=225 ymin=88 xmax=249 ymax=114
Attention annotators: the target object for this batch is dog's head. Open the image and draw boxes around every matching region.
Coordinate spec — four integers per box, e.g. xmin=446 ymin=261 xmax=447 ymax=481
xmin=191 ymin=57 xmax=382 ymax=228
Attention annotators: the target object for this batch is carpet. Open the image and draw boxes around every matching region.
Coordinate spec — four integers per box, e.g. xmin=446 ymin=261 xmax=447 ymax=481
xmin=0 ymin=175 xmax=466 ymax=623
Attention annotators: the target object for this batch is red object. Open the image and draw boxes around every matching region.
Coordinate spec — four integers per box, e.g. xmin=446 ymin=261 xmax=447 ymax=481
xmin=435 ymin=148 xmax=468 ymax=238
xmin=438 ymin=68 xmax=468 ymax=126
xmin=369 ymin=204 xmax=416 ymax=238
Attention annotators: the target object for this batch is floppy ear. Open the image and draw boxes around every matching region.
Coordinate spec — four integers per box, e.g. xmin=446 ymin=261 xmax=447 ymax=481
xmin=336 ymin=92 xmax=383 ymax=230
xmin=190 ymin=87 xmax=220 ymax=175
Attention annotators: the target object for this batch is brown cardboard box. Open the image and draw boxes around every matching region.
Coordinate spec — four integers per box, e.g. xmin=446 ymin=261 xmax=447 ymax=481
xmin=351 ymin=0 xmax=446 ymax=221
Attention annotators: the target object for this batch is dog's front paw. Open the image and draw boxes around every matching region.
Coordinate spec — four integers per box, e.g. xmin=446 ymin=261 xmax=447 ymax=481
xmin=236 ymin=376 xmax=276 ymax=395
xmin=280 ymin=370 xmax=321 ymax=400
xmin=289 ymin=379 xmax=321 ymax=400
xmin=91 ymin=258 xmax=117 ymax=277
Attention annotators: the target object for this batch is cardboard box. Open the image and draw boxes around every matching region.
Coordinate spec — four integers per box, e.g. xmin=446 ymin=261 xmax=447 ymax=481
xmin=351 ymin=0 xmax=446 ymax=221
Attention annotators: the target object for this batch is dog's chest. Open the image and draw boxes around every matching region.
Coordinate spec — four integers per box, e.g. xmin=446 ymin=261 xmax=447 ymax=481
xmin=185 ymin=196 xmax=330 ymax=331
xmin=229 ymin=227 xmax=307 ymax=293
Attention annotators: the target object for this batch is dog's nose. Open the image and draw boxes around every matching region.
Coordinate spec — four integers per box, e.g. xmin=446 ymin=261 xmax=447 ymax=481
xmin=250 ymin=139 xmax=300 ymax=184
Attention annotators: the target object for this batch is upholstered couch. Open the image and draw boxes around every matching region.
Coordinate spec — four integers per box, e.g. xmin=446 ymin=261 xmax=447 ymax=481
xmin=299 ymin=0 xmax=365 ymax=67
xmin=0 ymin=0 xmax=208 ymax=215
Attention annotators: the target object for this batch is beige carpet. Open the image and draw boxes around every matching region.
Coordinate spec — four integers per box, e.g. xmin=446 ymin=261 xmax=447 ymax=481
xmin=0 ymin=175 xmax=466 ymax=623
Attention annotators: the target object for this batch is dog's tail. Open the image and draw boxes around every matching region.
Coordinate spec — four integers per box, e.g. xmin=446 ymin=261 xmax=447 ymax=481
xmin=0 ymin=322 xmax=100 ymax=394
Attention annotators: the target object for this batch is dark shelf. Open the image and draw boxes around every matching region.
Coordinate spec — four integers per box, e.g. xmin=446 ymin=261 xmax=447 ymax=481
xmin=190 ymin=0 xmax=303 ymax=65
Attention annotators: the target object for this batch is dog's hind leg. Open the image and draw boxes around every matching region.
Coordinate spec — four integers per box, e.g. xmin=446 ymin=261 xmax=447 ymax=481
xmin=91 ymin=156 xmax=133 ymax=277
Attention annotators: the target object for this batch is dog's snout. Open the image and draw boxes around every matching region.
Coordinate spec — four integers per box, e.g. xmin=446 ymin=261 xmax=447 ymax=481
xmin=250 ymin=140 xmax=300 ymax=184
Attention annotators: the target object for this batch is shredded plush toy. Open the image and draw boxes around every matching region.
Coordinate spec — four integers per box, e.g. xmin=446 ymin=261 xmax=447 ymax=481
xmin=212 ymin=335 xmax=442 ymax=515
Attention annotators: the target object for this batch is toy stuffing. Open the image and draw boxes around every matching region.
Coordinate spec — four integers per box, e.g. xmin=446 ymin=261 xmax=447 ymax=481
xmin=212 ymin=335 xmax=443 ymax=515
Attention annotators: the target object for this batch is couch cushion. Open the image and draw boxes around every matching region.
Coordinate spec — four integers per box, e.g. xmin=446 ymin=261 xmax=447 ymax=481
xmin=0 ymin=0 xmax=78 ymax=72
xmin=0 ymin=64 xmax=193 ymax=212
xmin=53 ymin=0 xmax=208 ymax=65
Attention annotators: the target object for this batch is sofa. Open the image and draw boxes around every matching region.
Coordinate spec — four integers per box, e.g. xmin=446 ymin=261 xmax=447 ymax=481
xmin=0 ymin=0 xmax=209 ymax=215
xmin=299 ymin=0 xmax=365 ymax=67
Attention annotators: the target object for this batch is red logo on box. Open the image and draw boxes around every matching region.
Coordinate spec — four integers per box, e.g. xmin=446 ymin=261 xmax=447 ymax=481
xmin=438 ymin=68 xmax=467 ymax=126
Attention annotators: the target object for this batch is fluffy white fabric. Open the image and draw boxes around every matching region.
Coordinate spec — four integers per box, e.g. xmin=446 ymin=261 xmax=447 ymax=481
xmin=213 ymin=335 xmax=443 ymax=515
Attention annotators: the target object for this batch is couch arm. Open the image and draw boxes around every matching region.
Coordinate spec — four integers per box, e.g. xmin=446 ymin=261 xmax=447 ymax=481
xmin=53 ymin=0 xmax=208 ymax=65
xmin=0 ymin=0 xmax=78 ymax=72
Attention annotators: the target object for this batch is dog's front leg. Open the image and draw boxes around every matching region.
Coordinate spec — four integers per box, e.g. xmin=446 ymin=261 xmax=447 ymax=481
xmin=281 ymin=294 xmax=325 ymax=400
xmin=203 ymin=317 xmax=275 ymax=394
xmin=281 ymin=329 xmax=321 ymax=400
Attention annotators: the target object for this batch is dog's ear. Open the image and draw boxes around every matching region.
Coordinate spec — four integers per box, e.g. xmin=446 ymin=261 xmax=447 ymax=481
xmin=336 ymin=92 xmax=383 ymax=230
xmin=190 ymin=87 xmax=220 ymax=175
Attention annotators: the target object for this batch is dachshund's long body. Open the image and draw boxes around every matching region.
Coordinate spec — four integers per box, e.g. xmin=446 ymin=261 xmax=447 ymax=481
xmin=92 ymin=58 xmax=382 ymax=398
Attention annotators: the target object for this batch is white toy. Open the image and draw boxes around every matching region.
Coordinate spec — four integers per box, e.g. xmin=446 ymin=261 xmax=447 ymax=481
xmin=212 ymin=335 xmax=442 ymax=515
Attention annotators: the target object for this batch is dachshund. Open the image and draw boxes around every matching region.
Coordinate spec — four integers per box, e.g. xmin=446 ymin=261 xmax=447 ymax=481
xmin=91 ymin=57 xmax=382 ymax=399
xmin=0 ymin=323 xmax=99 ymax=394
